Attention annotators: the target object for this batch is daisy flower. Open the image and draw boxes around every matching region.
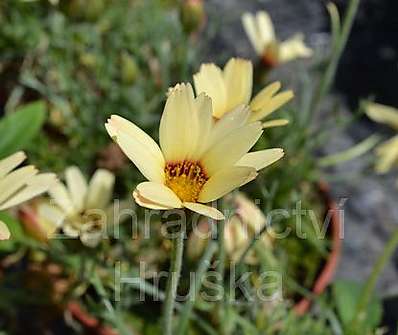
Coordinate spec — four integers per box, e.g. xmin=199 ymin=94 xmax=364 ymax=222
xmin=0 ymin=151 xmax=57 ymax=240
xmin=242 ymin=11 xmax=313 ymax=67
xmin=38 ymin=166 xmax=117 ymax=247
xmin=106 ymin=83 xmax=284 ymax=220
xmin=365 ymin=102 xmax=398 ymax=174
xmin=193 ymin=58 xmax=293 ymax=126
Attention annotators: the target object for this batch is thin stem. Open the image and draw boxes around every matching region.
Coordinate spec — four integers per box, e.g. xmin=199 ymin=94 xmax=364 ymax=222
xmin=177 ymin=241 xmax=218 ymax=334
xmin=163 ymin=227 xmax=185 ymax=335
xmin=310 ymin=0 xmax=360 ymax=115
xmin=216 ymin=215 xmax=226 ymax=328
xmin=128 ymin=277 xmax=218 ymax=335
xmin=351 ymin=229 xmax=398 ymax=329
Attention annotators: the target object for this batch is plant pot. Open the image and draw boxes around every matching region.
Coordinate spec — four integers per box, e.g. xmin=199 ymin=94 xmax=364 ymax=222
xmin=67 ymin=302 xmax=118 ymax=335
xmin=293 ymin=181 xmax=343 ymax=315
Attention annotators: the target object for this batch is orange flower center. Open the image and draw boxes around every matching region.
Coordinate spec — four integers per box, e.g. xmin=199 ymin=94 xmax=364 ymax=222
xmin=165 ymin=161 xmax=209 ymax=202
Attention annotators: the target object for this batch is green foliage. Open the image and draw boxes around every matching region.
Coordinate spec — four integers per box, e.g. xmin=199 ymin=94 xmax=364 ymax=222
xmin=333 ymin=280 xmax=383 ymax=334
xmin=0 ymin=101 xmax=46 ymax=158
xmin=0 ymin=0 xmax=196 ymax=176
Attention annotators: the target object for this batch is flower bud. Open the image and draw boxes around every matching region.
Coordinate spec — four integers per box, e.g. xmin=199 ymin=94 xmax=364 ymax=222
xmin=179 ymin=0 xmax=206 ymax=35
xmin=120 ymin=52 xmax=139 ymax=85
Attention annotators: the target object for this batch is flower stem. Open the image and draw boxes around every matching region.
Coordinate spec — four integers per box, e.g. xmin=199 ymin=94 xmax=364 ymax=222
xmin=309 ymin=0 xmax=360 ymax=115
xmin=351 ymin=228 xmax=398 ymax=329
xmin=177 ymin=240 xmax=218 ymax=335
xmin=163 ymin=227 xmax=185 ymax=335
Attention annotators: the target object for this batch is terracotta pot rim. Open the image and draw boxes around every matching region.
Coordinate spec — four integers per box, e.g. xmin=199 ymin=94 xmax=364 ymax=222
xmin=293 ymin=181 xmax=342 ymax=315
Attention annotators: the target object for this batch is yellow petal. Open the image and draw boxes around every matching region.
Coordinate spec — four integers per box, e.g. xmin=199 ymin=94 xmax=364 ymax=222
xmin=279 ymin=34 xmax=313 ymax=63
xmin=65 ymin=166 xmax=88 ymax=212
xmin=250 ymin=81 xmax=281 ymax=111
xmin=0 ymin=165 xmax=38 ymax=207
xmin=183 ymin=202 xmax=225 ymax=220
xmin=193 ymin=93 xmax=213 ymax=157
xmin=223 ymin=58 xmax=253 ymax=112
xmin=159 ymin=83 xmax=200 ymax=161
xmin=0 ymin=220 xmax=10 ymax=240
xmin=0 ymin=173 xmax=57 ymax=210
xmin=374 ymin=136 xmax=398 ymax=173
xmin=0 ymin=151 xmax=26 ymax=179
xmin=256 ymin=11 xmax=275 ymax=49
xmin=86 ymin=169 xmax=115 ymax=210
xmin=199 ymin=166 xmax=257 ymax=203
xmin=49 ymin=182 xmax=75 ymax=215
xmin=135 ymin=182 xmax=182 ymax=209
xmin=236 ymin=148 xmax=284 ymax=171
xmin=201 ymin=122 xmax=263 ymax=175
xmin=262 ymin=119 xmax=289 ymax=128
xmin=106 ymin=115 xmax=165 ymax=183
xmin=250 ymin=90 xmax=294 ymax=122
xmin=194 ymin=64 xmax=227 ymax=119
xmin=133 ymin=190 xmax=174 ymax=210
xmin=208 ymin=105 xmax=249 ymax=146
xmin=365 ymin=102 xmax=398 ymax=130
xmin=241 ymin=12 xmax=264 ymax=55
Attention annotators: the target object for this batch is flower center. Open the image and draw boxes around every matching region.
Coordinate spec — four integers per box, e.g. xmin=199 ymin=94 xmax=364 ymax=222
xmin=165 ymin=161 xmax=209 ymax=203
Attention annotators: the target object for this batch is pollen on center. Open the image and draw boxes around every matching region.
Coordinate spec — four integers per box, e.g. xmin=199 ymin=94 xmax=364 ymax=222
xmin=165 ymin=161 xmax=209 ymax=203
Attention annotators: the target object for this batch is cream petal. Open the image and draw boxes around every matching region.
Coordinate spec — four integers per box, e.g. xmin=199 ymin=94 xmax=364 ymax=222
xmin=49 ymin=182 xmax=75 ymax=215
xmin=198 ymin=166 xmax=257 ymax=203
xmin=159 ymin=83 xmax=199 ymax=161
xmin=0 ymin=220 xmax=10 ymax=240
xmin=365 ymin=102 xmax=398 ymax=130
xmin=262 ymin=119 xmax=289 ymax=128
xmin=201 ymin=122 xmax=263 ymax=175
xmin=256 ymin=11 xmax=275 ymax=48
xmin=183 ymin=202 xmax=225 ymax=220
xmin=0 ymin=173 xmax=57 ymax=210
xmin=65 ymin=166 xmax=88 ymax=212
xmin=279 ymin=34 xmax=313 ymax=63
xmin=86 ymin=169 xmax=115 ymax=210
xmin=208 ymin=105 xmax=249 ymax=146
xmin=374 ymin=136 xmax=398 ymax=173
xmin=135 ymin=182 xmax=182 ymax=208
xmin=0 ymin=151 xmax=26 ymax=179
xmin=0 ymin=165 xmax=38 ymax=206
xmin=194 ymin=64 xmax=227 ymax=118
xmin=250 ymin=81 xmax=281 ymax=111
xmin=38 ymin=202 xmax=66 ymax=229
xmin=63 ymin=222 xmax=80 ymax=238
xmin=242 ymin=12 xmax=264 ymax=55
xmin=249 ymin=90 xmax=294 ymax=122
xmin=223 ymin=58 xmax=253 ymax=112
xmin=236 ymin=149 xmax=284 ymax=171
xmin=133 ymin=190 xmax=175 ymax=210
xmin=106 ymin=115 xmax=165 ymax=183
xmin=193 ymin=93 xmax=213 ymax=157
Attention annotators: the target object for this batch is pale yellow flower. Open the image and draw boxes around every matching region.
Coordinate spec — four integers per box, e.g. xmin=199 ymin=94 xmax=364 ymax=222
xmin=39 ymin=166 xmax=117 ymax=247
xmin=365 ymin=102 xmax=398 ymax=174
xmin=193 ymin=58 xmax=293 ymax=125
xmin=242 ymin=11 xmax=313 ymax=66
xmin=106 ymin=83 xmax=284 ymax=220
xmin=0 ymin=151 xmax=57 ymax=240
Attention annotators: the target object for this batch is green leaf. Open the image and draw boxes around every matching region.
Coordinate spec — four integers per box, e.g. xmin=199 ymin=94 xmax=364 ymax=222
xmin=0 ymin=101 xmax=47 ymax=158
xmin=333 ymin=280 xmax=382 ymax=330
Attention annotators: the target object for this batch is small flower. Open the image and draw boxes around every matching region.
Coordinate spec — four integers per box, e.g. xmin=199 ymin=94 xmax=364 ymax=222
xmin=106 ymin=83 xmax=284 ymax=220
xmin=241 ymin=11 xmax=313 ymax=66
xmin=39 ymin=166 xmax=116 ymax=247
xmin=0 ymin=151 xmax=57 ymax=240
xmin=193 ymin=58 xmax=293 ymax=125
xmin=365 ymin=102 xmax=398 ymax=174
